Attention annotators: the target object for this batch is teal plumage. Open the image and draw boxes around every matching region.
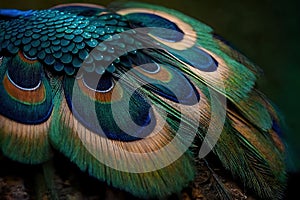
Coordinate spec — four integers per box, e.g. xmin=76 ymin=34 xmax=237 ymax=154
xmin=0 ymin=2 xmax=286 ymax=199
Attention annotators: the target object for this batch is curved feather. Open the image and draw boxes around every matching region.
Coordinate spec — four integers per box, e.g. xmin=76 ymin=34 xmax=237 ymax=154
xmin=49 ymin=73 xmax=197 ymax=198
xmin=109 ymin=2 xmax=259 ymax=102
xmin=109 ymin=2 xmax=286 ymax=199
xmin=0 ymin=2 xmax=286 ymax=199
xmin=0 ymin=52 xmax=53 ymax=164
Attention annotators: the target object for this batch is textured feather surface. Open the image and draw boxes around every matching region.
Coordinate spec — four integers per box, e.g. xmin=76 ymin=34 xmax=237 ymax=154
xmin=0 ymin=2 xmax=286 ymax=199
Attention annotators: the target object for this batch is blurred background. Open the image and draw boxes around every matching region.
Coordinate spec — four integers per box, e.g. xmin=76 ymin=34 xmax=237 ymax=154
xmin=0 ymin=0 xmax=299 ymax=198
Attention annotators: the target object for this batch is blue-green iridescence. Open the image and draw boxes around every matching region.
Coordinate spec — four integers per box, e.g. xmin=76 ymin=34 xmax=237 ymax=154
xmin=125 ymin=13 xmax=184 ymax=42
xmin=0 ymin=9 xmax=138 ymax=75
xmin=64 ymin=75 xmax=155 ymax=141
xmin=0 ymin=56 xmax=53 ymax=124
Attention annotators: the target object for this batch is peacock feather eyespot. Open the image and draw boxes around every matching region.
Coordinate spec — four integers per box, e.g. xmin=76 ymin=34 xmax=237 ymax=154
xmin=138 ymin=62 xmax=161 ymax=74
xmin=5 ymin=51 xmax=42 ymax=89
xmin=81 ymin=71 xmax=115 ymax=93
xmin=20 ymin=51 xmax=38 ymax=62
xmin=3 ymin=72 xmax=45 ymax=105
xmin=5 ymin=71 xmax=42 ymax=92
xmin=0 ymin=2 xmax=287 ymax=200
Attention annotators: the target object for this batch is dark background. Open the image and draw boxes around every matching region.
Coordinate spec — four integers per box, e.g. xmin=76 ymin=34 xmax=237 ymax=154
xmin=1 ymin=0 xmax=299 ymax=198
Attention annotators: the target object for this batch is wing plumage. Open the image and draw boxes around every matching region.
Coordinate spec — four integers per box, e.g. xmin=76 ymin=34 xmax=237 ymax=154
xmin=0 ymin=2 xmax=286 ymax=199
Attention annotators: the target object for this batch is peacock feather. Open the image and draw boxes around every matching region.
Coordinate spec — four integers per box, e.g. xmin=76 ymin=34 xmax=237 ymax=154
xmin=0 ymin=2 xmax=286 ymax=199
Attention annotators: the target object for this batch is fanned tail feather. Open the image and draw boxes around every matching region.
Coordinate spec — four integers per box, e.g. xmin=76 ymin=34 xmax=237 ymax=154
xmin=0 ymin=2 xmax=287 ymax=199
